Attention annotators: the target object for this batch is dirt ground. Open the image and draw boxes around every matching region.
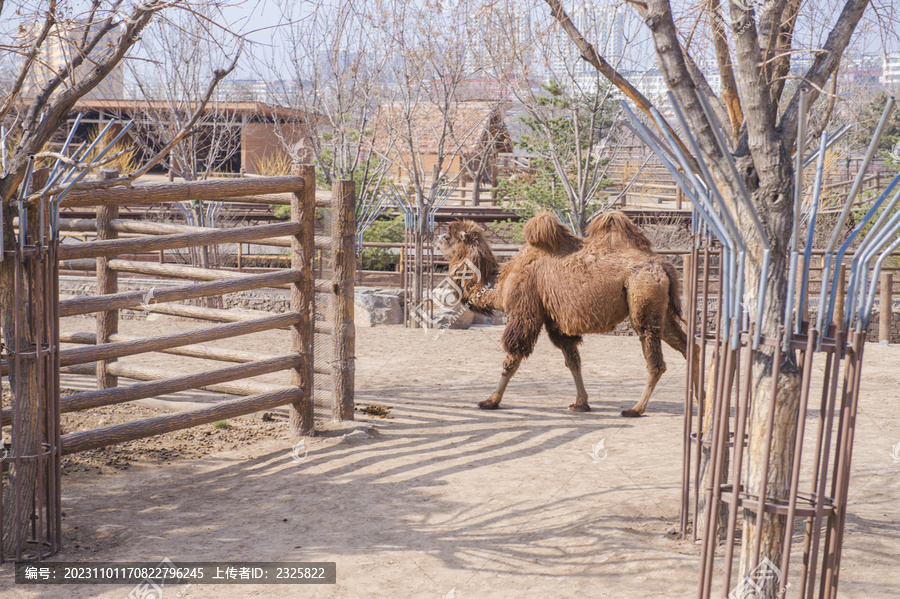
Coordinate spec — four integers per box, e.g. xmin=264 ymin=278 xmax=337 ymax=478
xmin=2 ymin=316 xmax=899 ymax=598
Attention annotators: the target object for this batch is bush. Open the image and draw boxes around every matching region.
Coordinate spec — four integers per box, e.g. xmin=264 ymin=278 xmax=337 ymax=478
xmin=360 ymin=214 xmax=404 ymax=271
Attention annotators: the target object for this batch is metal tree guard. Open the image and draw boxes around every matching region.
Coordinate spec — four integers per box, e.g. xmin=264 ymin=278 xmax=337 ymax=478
xmin=386 ymin=180 xmax=455 ymax=327
xmin=0 ymin=117 xmax=133 ymax=561
xmin=624 ymin=91 xmax=898 ymax=598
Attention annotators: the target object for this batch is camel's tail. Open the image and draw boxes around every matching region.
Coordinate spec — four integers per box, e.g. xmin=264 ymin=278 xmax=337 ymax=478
xmin=585 ymin=211 xmax=652 ymax=252
xmin=523 ymin=211 xmax=581 ymax=254
xmin=664 ymin=260 xmax=684 ymax=323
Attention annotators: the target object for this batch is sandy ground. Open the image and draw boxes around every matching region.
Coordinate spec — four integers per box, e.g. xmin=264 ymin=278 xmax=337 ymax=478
xmin=2 ymin=317 xmax=900 ymax=598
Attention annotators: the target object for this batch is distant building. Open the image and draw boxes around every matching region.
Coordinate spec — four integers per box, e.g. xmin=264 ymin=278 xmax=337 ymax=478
xmin=841 ymin=54 xmax=883 ymax=89
xmin=621 ymin=65 xmax=720 ymax=112
xmin=547 ymin=4 xmax=625 ymax=90
xmin=373 ymin=101 xmax=513 ymax=205
xmin=23 ymin=19 xmax=125 ymax=100
xmin=214 ymin=80 xmax=296 ymax=105
xmin=881 ymin=53 xmax=900 ymax=91
xmin=69 ymin=99 xmax=317 ymax=175
xmin=462 ymin=5 xmax=532 ymax=76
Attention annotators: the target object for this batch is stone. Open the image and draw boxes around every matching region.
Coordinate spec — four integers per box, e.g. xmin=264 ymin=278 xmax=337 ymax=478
xmin=473 ymin=310 xmax=505 ymax=326
xmin=431 ymin=307 xmax=475 ymax=330
xmin=354 ymin=288 xmax=403 ymax=326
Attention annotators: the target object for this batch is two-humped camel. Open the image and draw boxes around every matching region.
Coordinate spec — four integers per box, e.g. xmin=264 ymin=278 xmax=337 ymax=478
xmin=437 ymin=211 xmax=695 ymax=416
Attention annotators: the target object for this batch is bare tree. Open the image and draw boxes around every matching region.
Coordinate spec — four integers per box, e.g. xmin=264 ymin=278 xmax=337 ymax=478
xmin=121 ymin=6 xmax=243 ymax=271
xmin=368 ymin=0 xmax=505 ymax=319
xmin=0 ymin=0 xmax=240 ymax=555
xmin=545 ymin=0 xmax=880 ymax=591
xmin=267 ymin=0 xmax=390 ymax=203
xmin=485 ymin=2 xmax=631 ymax=234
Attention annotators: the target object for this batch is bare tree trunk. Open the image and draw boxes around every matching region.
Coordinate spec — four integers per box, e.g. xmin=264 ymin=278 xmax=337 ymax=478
xmin=0 ymin=201 xmax=42 ymax=556
xmin=698 ymin=354 xmax=731 ymax=543
xmin=739 ymin=179 xmax=800 ymax=594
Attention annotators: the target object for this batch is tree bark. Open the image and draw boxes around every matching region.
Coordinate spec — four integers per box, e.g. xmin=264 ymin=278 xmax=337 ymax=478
xmin=1 ymin=200 xmax=43 ymax=556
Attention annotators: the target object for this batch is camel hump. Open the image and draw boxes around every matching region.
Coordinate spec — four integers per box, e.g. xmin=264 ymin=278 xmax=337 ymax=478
xmin=523 ymin=211 xmax=581 ymax=253
xmin=585 ymin=211 xmax=652 ymax=252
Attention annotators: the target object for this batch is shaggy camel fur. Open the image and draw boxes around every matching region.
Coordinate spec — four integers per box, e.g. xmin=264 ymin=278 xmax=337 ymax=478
xmin=437 ymin=210 xmax=696 ymax=417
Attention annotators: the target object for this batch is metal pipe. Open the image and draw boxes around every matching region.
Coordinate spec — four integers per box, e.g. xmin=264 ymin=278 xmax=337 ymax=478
xmin=17 ymin=156 xmax=35 ymax=257
xmin=802 ymin=124 xmax=850 ymax=168
xmin=648 ymin=106 xmax=742 ymax=344
xmin=45 ymin=113 xmax=84 ymax=194
xmin=842 ymin=180 xmax=900 ymax=328
xmin=824 ymin=96 xmax=895 ymax=254
xmin=1 ymin=124 xmax=7 ymax=175
xmin=796 ymin=133 xmax=828 ymax=335
xmin=860 ymin=227 xmax=900 ymax=330
xmin=694 ymin=92 xmax=768 ymax=248
xmin=823 ymin=172 xmax=900 ymax=334
xmin=620 ymin=105 xmax=722 ymax=235
xmin=754 ymin=249 xmax=770 ymax=348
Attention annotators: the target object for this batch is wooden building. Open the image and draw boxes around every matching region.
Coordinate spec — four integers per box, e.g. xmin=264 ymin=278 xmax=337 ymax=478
xmin=66 ymin=99 xmax=316 ymax=176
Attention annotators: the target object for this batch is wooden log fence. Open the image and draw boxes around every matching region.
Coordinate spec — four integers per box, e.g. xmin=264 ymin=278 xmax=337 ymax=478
xmin=47 ymin=168 xmax=356 ymax=455
xmin=61 ymin=388 xmax=303 ymax=454
xmin=60 ymin=362 xmax=289 ymax=398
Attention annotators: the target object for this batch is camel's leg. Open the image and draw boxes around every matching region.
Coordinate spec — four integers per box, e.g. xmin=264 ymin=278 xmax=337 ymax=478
xmin=546 ymin=324 xmax=589 ymax=412
xmin=479 ymin=354 xmax=523 ymax=409
xmin=623 ymin=325 xmax=667 ymax=417
xmin=480 ymin=313 xmax=543 ymax=409
xmin=663 ymin=315 xmax=701 ymax=402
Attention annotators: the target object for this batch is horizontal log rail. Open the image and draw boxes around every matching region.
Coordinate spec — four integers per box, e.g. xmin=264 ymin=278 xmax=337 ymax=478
xmin=59 ymin=270 xmax=301 ymax=317
xmin=59 ymin=333 xmax=331 ymax=372
xmin=58 ymin=362 xmax=290 ymax=398
xmin=56 ymin=219 xmax=333 ymax=250
xmin=61 ymin=387 xmax=302 ymax=454
xmin=59 ymin=259 xmax=335 ymax=292
xmin=60 ymin=354 xmax=299 ymax=413
xmin=60 ymin=331 xmax=268 ymax=363
xmin=60 ymin=260 xmax=333 ymax=294
xmin=62 ymin=175 xmax=308 ymax=207
xmin=3 ymin=355 xmax=299 ymax=425
xmin=62 ymin=361 xmax=295 ymax=393
xmin=60 ymin=312 xmax=301 ymax=367
xmin=59 ymin=221 xmax=301 ymax=260
xmin=132 ymin=302 xmax=274 ymax=323
xmin=59 ymin=298 xmax=333 ymax=332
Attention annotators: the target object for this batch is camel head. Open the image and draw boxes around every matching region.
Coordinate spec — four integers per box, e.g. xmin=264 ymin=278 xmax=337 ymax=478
xmin=436 ymin=220 xmax=499 ymax=297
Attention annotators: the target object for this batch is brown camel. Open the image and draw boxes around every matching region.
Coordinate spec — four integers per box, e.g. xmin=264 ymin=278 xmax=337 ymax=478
xmin=436 ymin=210 xmax=697 ymax=417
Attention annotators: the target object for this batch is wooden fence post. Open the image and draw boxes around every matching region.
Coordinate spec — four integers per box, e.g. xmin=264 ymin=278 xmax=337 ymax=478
xmin=833 ymin=263 xmax=846 ymax=332
xmin=880 ymin=272 xmax=892 ymax=344
xmin=96 ymin=169 xmax=119 ymax=390
xmin=332 ymin=180 xmax=356 ymax=421
xmin=682 ymin=253 xmax=692 ymax=309
xmin=290 ymin=164 xmax=316 ymax=436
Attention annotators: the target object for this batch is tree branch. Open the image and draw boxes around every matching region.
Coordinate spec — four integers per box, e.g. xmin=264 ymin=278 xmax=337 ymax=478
xmin=1 ymin=5 xmax=158 ymax=204
xmin=708 ymin=0 xmax=743 ymax=140
xmin=779 ymin=0 xmax=870 ymax=153
xmin=544 ymin=0 xmax=697 ymax=168
xmin=31 ymin=47 xmax=242 ymax=202
xmin=0 ymin=7 xmax=56 ymax=122
xmin=641 ymin=0 xmax=733 ymax=187
xmin=811 ymin=60 xmax=840 ymax=138
xmin=766 ymin=0 xmax=802 ymax=107
xmin=727 ymin=0 xmax=783 ymax=181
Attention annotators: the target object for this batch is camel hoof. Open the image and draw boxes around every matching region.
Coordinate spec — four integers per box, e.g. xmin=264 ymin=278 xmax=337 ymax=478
xmin=478 ymin=400 xmax=501 ymax=410
xmin=621 ymin=409 xmax=643 ymax=418
xmin=568 ymin=403 xmax=591 ymax=412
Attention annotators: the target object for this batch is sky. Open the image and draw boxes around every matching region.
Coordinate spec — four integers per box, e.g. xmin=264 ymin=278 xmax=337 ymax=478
xmin=215 ymin=0 xmax=898 ymax=82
